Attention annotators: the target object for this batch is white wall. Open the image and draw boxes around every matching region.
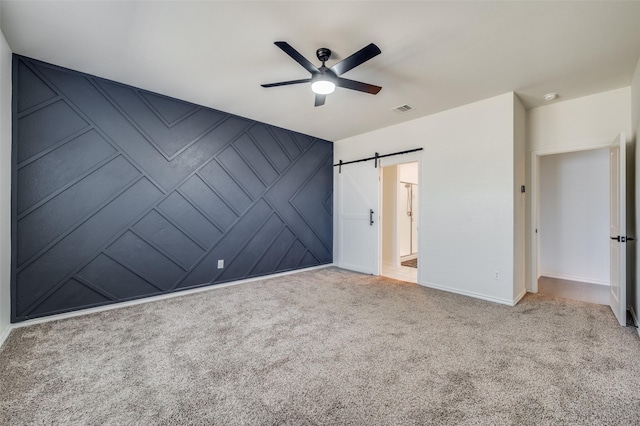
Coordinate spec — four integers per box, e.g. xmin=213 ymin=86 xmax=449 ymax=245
xmin=539 ymin=149 xmax=610 ymax=285
xmin=336 ymin=92 xmax=518 ymax=305
xmin=632 ymin=55 xmax=640 ymax=141
xmin=0 ymin=23 xmax=12 ymax=345
xmin=526 ymin=87 xmax=632 ymax=292
xmin=528 ymin=87 xmax=632 ymax=152
xmin=398 ymin=162 xmax=418 ymax=184
xmin=631 ymin=54 xmax=640 ymax=326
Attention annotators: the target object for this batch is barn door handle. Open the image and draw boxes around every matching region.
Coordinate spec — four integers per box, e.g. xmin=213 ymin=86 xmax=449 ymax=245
xmin=370 ymin=209 xmax=374 ymax=226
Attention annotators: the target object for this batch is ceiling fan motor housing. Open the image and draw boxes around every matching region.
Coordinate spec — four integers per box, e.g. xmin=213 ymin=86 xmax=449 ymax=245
xmin=316 ymin=48 xmax=331 ymax=63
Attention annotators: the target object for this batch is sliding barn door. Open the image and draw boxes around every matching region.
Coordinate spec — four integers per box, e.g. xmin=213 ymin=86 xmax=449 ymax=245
xmin=337 ymin=162 xmax=379 ymax=275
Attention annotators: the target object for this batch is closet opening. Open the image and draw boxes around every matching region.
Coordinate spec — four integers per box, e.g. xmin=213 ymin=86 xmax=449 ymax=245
xmin=536 ymin=148 xmax=610 ymax=304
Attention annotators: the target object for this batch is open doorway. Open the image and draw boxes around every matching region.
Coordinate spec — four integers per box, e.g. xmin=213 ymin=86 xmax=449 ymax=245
xmin=531 ymin=134 xmax=634 ymax=326
xmin=536 ymin=148 xmax=610 ymax=305
xmin=381 ymin=162 xmax=418 ymax=283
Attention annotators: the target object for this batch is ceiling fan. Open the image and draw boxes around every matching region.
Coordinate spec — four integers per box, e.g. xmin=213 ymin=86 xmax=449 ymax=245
xmin=261 ymin=41 xmax=382 ymax=107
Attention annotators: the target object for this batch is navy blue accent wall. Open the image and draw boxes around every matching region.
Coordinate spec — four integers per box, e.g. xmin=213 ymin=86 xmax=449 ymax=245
xmin=12 ymin=55 xmax=333 ymax=322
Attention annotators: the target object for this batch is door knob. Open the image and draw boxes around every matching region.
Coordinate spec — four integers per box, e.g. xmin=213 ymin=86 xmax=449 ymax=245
xmin=611 ymin=236 xmax=631 ymax=242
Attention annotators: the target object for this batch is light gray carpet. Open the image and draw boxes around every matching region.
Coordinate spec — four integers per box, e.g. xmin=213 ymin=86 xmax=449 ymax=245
xmin=1 ymin=267 xmax=639 ymax=425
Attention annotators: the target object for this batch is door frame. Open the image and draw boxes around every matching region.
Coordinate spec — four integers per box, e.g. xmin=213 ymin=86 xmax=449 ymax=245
xmin=378 ymin=152 xmax=423 ymax=278
xmin=529 ymin=144 xmax=611 ymax=293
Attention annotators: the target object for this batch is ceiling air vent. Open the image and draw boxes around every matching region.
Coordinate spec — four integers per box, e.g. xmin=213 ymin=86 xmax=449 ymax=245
xmin=392 ymin=104 xmax=413 ymax=113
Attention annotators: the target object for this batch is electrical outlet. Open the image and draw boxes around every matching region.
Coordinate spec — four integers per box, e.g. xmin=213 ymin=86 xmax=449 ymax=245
xmin=493 ymin=270 xmax=500 ymax=280
xmin=217 ymin=259 xmax=224 ymax=269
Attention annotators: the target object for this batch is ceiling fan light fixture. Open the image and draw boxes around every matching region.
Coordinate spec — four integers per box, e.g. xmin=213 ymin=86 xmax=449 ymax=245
xmin=311 ymin=79 xmax=336 ymax=95
xmin=261 ymin=41 xmax=382 ymax=106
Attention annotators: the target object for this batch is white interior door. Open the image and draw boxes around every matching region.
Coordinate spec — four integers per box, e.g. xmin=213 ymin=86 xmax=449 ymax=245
xmin=338 ymin=162 xmax=379 ymax=275
xmin=609 ymin=132 xmax=627 ymax=326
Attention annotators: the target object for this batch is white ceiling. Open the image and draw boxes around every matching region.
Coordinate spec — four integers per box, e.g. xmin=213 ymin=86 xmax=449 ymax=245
xmin=2 ymin=1 xmax=640 ymax=141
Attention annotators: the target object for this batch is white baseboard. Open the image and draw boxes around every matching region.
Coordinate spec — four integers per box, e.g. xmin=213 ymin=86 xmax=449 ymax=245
xmin=418 ymin=280 xmax=517 ymax=306
xmin=513 ymin=288 xmax=527 ymax=305
xmin=539 ymin=272 xmax=609 ymax=286
xmin=335 ymin=262 xmax=374 ymax=275
xmin=0 ymin=324 xmax=11 ymax=349
xmin=8 ymin=264 xmax=334 ymax=334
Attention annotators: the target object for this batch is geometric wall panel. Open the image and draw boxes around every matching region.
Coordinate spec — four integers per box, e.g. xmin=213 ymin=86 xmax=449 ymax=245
xmin=12 ymin=55 xmax=333 ymax=322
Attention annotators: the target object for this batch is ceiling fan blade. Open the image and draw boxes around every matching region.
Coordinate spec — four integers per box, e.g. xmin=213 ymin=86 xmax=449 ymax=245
xmin=261 ymin=78 xmax=312 ymax=88
xmin=335 ymin=77 xmax=382 ymax=95
xmin=330 ymin=43 xmax=381 ymax=76
xmin=274 ymin=41 xmax=319 ymax=75
xmin=315 ymin=94 xmax=326 ymax=107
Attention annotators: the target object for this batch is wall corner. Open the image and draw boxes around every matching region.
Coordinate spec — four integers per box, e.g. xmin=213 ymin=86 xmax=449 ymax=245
xmin=0 ymin=27 xmax=13 ymax=343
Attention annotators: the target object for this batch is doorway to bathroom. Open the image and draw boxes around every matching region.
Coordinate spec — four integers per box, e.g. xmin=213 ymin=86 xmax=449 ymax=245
xmin=381 ymin=161 xmax=418 ymax=283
